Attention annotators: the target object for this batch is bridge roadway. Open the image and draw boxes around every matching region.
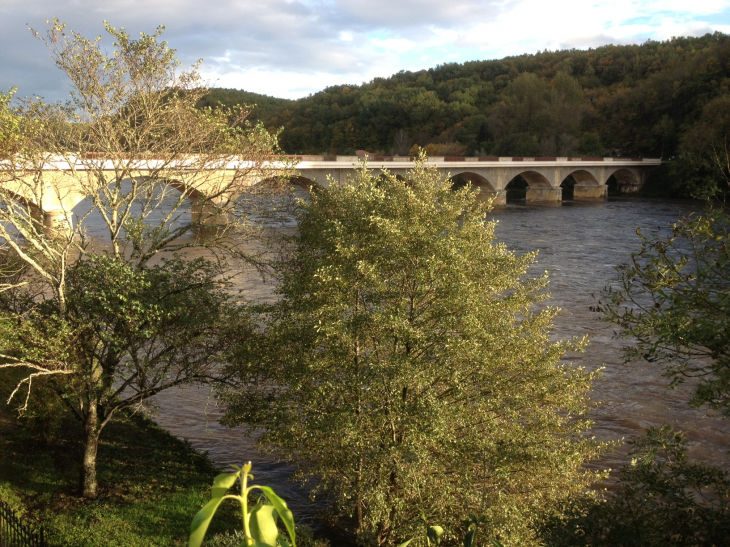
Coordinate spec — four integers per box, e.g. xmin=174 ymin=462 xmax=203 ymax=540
xmin=0 ymin=155 xmax=660 ymax=231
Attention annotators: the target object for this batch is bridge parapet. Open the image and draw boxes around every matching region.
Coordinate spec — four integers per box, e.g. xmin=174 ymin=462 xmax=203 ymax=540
xmin=284 ymin=154 xmax=658 ymax=164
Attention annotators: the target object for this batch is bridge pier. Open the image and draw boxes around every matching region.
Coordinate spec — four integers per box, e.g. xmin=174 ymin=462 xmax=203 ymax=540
xmin=476 ymin=190 xmax=506 ymax=206
xmin=191 ymin=196 xmax=232 ymax=236
xmin=573 ymin=185 xmax=608 ymax=201
xmin=526 ymin=187 xmax=562 ymax=203
xmin=43 ymin=209 xmax=74 ymax=235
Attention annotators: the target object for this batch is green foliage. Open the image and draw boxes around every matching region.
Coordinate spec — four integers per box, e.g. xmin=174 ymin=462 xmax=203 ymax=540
xmin=674 ymin=95 xmax=730 ymax=199
xmin=603 ymin=210 xmax=730 ymax=415
xmin=15 ymin=374 xmax=67 ymax=444
xmin=1 ymin=252 xmax=244 ymax=408
xmin=575 ymin=134 xmax=604 ymax=157
xmin=189 ymin=462 xmax=296 ymax=547
xmin=491 ymin=133 xmax=540 ymax=156
xmin=395 ymin=514 xmax=445 ymax=547
xmin=543 ymin=426 xmax=730 ymax=546
xmin=221 ymin=157 xmax=604 ymax=546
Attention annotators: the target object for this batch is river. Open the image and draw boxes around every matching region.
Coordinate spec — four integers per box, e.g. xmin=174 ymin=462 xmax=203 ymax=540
xmin=144 ymin=196 xmax=730 ymax=527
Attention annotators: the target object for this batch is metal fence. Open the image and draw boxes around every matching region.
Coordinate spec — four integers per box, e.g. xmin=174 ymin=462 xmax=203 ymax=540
xmin=0 ymin=500 xmax=46 ymax=547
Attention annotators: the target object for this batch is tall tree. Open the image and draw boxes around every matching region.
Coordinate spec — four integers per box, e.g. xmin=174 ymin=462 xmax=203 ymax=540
xmin=0 ymin=20 xmax=283 ymax=498
xmin=677 ymin=95 xmax=730 ymax=199
xmin=543 ymin=72 xmax=584 ymax=156
xmin=221 ymin=157 xmax=604 ymax=546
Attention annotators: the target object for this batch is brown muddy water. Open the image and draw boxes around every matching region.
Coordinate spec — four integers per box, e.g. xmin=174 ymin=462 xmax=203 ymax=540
xmin=129 ymin=196 xmax=730 ymax=526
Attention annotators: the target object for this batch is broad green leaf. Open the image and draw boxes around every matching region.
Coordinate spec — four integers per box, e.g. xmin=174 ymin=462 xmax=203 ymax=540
xmin=211 ymin=472 xmax=238 ymax=498
xmin=427 ymin=525 xmax=444 ymax=545
xmin=189 ymin=497 xmax=226 ymax=547
xmin=397 ymin=539 xmax=414 ymax=547
xmin=463 ymin=529 xmax=475 ymax=547
xmin=258 ymin=486 xmax=296 ymax=546
xmin=250 ymin=504 xmax=279 ymax=546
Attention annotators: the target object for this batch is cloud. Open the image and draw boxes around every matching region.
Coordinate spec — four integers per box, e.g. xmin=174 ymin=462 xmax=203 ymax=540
xmin=1 ymin=0 xmax=729 ymax=101
xmin=370 ymin=37 xmax=417 ymax=53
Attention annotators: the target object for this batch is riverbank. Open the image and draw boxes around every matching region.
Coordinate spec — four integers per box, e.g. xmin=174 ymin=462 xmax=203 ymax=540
xmin=0 ymin=371 xmax=240 ymax=547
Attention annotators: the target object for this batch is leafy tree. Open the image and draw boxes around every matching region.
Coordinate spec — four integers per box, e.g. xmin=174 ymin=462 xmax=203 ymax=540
xmin=676 ymin=95 xmax=730 ymax=199
xmin=0 ymin=20 xmax=283 ymax=498
xmin=590 ymin=101 xmax=730 ymax=545
xmin=491 ymin=132 xmax=540 ymax=156
xmin=220 ymin=158 xmax=604 ymax=546
xmin=542 ymin=72 xmax=584 ymax=156
xmin=489 ymin=73 xmax=550 ymax=146
xmin=575 ymin=133 xmax=604 ymax=157
xmin=603 ymin=211 xmax=730 ymax=416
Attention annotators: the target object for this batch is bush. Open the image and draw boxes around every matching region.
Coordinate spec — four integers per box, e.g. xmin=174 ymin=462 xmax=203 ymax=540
xmin=543 ymin=426 xmax=730 ymax=546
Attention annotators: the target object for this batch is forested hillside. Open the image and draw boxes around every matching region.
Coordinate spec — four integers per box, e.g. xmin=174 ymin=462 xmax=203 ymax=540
xmin=200 ymin=32 xmax=730 ymax=197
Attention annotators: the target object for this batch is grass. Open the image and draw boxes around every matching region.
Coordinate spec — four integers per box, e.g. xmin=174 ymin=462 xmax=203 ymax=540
xmin=0 ymin=369 xmax=240 ymax=547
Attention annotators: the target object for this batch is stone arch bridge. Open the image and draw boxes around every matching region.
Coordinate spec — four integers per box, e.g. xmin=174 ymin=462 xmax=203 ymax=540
xmin=0 ymin=155 xmax=659 ymax=232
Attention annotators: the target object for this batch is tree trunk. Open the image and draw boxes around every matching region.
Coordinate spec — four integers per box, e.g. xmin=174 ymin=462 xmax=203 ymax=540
xmin=81 ymin=397 xmax=100 ymax=498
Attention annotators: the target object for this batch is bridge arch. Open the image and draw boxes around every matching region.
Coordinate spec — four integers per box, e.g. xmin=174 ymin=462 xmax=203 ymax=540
xmin=607 ymin=168 xmax=641 ymax=194
xmin=0 ymin=189 xmax=42 ymax=218
xmin=517 ymin=170 xmax=552 ymax=188
xmin=505 ymin=171 xmax=561 ymax=203
xmin=450 ymin=171 xmax=496 ymax=193
xmin=567 ymin=169 xmax=600 ymax=186
xmin=561 ymin=169 xmax=606 ymax=201
xmin=450 ymin=171 xmax=503 ymax=205
xmin=289 ymin=175 xmax=322 ymax=192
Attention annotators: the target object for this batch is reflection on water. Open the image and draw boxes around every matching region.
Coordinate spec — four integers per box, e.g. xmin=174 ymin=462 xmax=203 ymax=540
xmin=145 ymin=196 xmax=730 ymax=525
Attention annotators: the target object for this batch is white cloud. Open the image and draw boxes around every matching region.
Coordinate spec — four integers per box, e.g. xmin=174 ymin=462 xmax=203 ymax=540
xmin=370 ymin=37 xmax=416 ymax=52
xmin=456 ymin=0 xmax=729 ymax=58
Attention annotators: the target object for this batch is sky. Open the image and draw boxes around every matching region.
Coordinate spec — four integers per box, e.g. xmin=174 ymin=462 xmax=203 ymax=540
xmin=2 ymin=0 xmax=730 ymax=102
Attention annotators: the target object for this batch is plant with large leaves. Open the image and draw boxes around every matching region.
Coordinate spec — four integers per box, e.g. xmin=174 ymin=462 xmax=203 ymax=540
xmin=190 ymin=462 xmax=296 ymax=547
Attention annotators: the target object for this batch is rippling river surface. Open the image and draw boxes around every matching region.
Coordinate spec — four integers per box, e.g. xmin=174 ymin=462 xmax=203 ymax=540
xmin=145 ymin=196 xmax=730 ymax=525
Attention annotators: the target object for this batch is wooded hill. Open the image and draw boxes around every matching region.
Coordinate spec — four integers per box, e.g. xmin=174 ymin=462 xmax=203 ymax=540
xmin=198 ymin=32 xmax=730 ymax=197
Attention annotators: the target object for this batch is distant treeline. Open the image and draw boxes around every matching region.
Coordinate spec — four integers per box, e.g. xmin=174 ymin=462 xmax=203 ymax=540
xmin=198 ymin=32 xmax=730 ymax=198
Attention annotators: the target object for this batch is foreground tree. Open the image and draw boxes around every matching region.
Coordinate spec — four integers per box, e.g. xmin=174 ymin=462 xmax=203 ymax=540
xmin=0 ymin=20 xmax=284 ymax=498
xmin=221 ymin=158 xmax=604 ymax=546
